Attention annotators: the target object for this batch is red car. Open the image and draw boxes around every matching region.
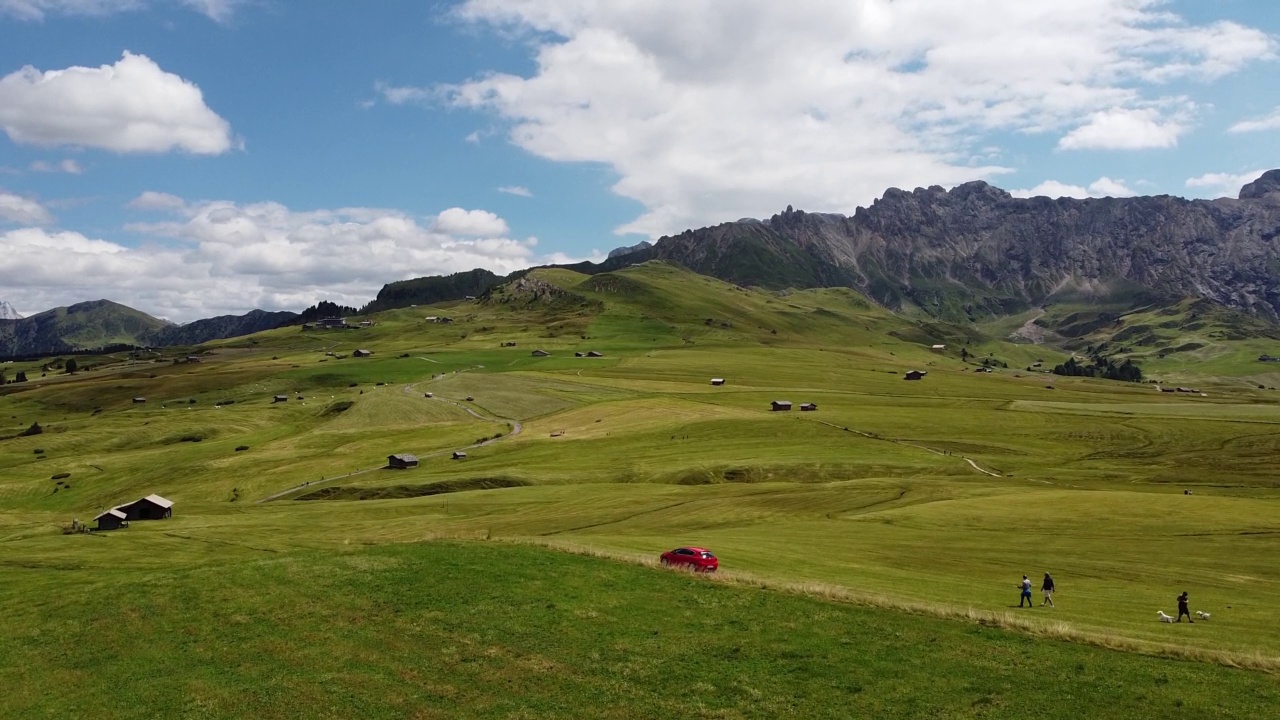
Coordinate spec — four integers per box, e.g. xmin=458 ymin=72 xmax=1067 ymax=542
xmin=660 ymin=547 xmax=718 ymax=572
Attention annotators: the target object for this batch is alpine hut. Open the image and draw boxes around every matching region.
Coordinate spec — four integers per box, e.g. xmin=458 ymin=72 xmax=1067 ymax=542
xmin=94 ymin=508 xmax=128 ymax=531
xmin=387 ymin=453 xmax=419 ymax=469
xmin=118 ymin=494 xmax=174 ymax=520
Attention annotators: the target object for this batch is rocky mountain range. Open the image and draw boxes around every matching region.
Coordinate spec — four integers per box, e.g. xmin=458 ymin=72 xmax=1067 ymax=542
xmin=0 ymin=300 xmax=22 ymax=320
xmin=625 ymin=169 xmax=1280 ymax=323
xmin=7 ymin=170 xmax=1279 ymax=358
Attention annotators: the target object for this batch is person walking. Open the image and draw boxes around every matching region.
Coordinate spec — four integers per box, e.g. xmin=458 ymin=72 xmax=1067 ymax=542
xmin=1041 ymin=572 xmax=1056 ymax=607
xmin=1177 ymin=591 xmax=1193 ymax=623
xmin=1019 ymin=575 xmax=1033 ymax=607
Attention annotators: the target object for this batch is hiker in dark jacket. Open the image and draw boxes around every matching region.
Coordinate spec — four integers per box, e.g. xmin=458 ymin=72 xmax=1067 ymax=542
xmin=1177 ymin=592 xmax=1193 ymax=622
xmin=1041 ymin=573 xmax=1056 ymax=607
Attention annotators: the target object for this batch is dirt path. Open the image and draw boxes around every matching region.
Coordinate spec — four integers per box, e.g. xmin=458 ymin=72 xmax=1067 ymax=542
xmin=813 ymin=419 xmax=1002 ymax=477
xmin=256 ymin=374 xmax=523 ymax=503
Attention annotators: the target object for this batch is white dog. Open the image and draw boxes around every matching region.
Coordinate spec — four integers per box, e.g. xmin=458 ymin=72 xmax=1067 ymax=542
xmin=1157 ymin=611 xmax=1175 ymax=623
xmin=1196 ymin=611 xmax=1211 ymax=621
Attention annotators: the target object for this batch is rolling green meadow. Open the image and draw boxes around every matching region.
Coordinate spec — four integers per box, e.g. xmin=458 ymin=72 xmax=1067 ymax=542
xmin=3 ymin=262 xmax=1280 ymax=718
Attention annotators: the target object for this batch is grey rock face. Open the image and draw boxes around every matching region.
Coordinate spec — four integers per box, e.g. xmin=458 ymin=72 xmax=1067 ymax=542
xmin=645 ymin=171 xmax=1280 ymax=321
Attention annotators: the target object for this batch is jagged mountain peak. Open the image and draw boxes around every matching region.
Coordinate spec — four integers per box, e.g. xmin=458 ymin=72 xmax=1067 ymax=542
xmin=0 ymin=300 xmax=21 ymax=320
xmin=1240 ymin=169 xmax=1280 ymax=200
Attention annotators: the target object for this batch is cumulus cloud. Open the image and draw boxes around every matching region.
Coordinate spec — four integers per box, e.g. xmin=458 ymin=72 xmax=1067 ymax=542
xmin=373 ymin=81 xmax=434 ymax=106
xmin=1057 ymin=108 xmax=1186 ymax=150
xmin=0 ymin=0 xmax=245 ymax=22
xmin=127 ymin=190 xmax=189 ymax=212
xmin=1010 ymin=176 xmax=1136 ymax=199
xmin=1229 ymin=108 xmax=1280 ymax=134
xmin=1185 ymin=169 xmax=1268 ymax=198
xmin=0 ymin=52 xmax=236 ymax=155
xmin=0 ymin=197 xmax=587 ymax=321
xmin=0 ymin=190 xmax=54 ymax=224
xmin=29 ymin=158 xmax=83 ymax=174
xmin=440 ymin=0 xmax=1272 ymax=237
xmin=431 ymin=207 xmax=510 ymax=236
xmin=498 ymin=185 xmax=533 ymax=197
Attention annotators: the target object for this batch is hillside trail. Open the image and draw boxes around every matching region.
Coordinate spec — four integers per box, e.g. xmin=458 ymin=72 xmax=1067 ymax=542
xmin=813 ymin=419 xmax=1002 ymax=477
xmin=254 ymin=371 xmax=523 ymax=503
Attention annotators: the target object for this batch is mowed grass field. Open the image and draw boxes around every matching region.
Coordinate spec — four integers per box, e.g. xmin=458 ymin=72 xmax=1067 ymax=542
xmin=2 ymin=262 xmax=1280 ymax=717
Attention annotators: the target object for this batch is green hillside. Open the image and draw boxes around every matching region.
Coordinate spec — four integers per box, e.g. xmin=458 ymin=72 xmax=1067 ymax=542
xmin=3 ymin=261 xmax=1280 ymax=717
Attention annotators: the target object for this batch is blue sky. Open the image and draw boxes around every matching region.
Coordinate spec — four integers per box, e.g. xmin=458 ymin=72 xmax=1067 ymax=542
xmin=1 ymin=0 xmax=1278 ymax=320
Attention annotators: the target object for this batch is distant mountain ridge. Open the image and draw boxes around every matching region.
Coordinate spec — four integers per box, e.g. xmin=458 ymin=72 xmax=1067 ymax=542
xmin=0 ymin=301 xmax=298 ymax=358
xmin=631 ymin=169 xmax=1280 ymax=323
xmin=363 ymin=171 xmax=1280 ymax=328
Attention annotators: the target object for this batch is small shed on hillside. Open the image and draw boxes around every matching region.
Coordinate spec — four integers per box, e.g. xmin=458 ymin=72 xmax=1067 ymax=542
xmin=273 ymin=395 xmax=288 ymax=403
xmin=532 ymin=349 xmax=551 ymax=357
xmin=974 ymin=367 xmax=993 ymax=373
xmin=800 ymin=403 xmax=817 ymax=411
xmin=353 ymin=349 xmax=373 ymax=358
xmin=574 ymin=352 xmax=585 ymax=357
xmin=452 ymin=451 xmax=468 ymax=460
xmin=904 ymin=370 xmax=927 ymax=381
xmin=186 ymin=356 xmax=202 ymax=363
xmin=388 ymin=453 xmax=419 ymax=469
xmin=711 ymin=378 xmax=725 ymax=386
xmin=118 ymin=494 xmax=173 ymax=520
xmin=132 ymin=397 xmax=147 ymax=404
xmin=586 ymin=351 xmax=603 ymax=358
xmin=94 ymin=508 xmax=128 ymax=531
xmin=771 ymin=400 xmax=793 ymax=411
xmin=931 ymin=344 xmax=947 ymax=350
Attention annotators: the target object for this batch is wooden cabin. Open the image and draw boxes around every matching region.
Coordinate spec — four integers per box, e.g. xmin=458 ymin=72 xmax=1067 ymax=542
xmin=387 ymin=453 xmax=419 ymax=469
xmin=94 ymin=508 xmax=128 ymax=531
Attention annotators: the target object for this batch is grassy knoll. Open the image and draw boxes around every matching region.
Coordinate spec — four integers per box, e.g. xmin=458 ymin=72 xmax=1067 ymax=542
xmin=3 ymin=261 xmax=1280 ymax=716
xmin=2 ymin=541 xmax=1276 ymax=720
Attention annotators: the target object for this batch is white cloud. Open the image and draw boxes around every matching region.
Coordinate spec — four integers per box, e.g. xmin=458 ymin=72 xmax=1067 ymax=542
xmin=1185 ymin=169 xmax=1268 ymax=198
xmin=1009 ymin=177 xmax=1135 ymax=200
xmin=1057 ymin=107 xmax=1186 ymax=150
xmin=0 ymin=197 xmax=579 ymax=321
xmin=373 ymin=81 xmax=433 ymax=106
xmin=1086 ymin=176 xmax=1136 ymax=197
xmin=177 ymin=0 xmax=246 ymax=23
xmin=498 ymin=185 xmax=533 ymax=197
xmin=29 ymin=158 xmax=83 ymax=174
xmin=0 ymin=0 xmax=245 ymax=21
xmin=127 ymin=190 xmax=189 ymax=212
xmin=1229 ymin=108 xmax=1280 ymax=134
xmin=0 ymin=191 xmax=54 ymax=224
xmin=0 ymin=52 xmax=236 ymax=155
xmin=444 ymin=0 xmax=1272 ymax=237
xmin=431 ymin=207 xmax=510 ymax=236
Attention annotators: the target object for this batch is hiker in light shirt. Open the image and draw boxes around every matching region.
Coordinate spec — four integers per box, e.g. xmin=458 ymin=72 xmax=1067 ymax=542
xmin=1019 ymin=575 xmax=1033 ymax=607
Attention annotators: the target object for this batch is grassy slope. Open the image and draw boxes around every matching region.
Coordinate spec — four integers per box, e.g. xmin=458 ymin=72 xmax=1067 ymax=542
xmin=3 ymin=261 xmax=1280 ymax=716
xmin=2 ymin=541 xmax=1276 ymax=720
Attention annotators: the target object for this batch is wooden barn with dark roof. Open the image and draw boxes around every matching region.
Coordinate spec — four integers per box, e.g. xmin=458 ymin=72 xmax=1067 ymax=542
xmin=387 ymin=453 xmax=419 ymax=469
xmin=94 ymin=508 xmax=128 ymax=531
xmin=117 ymin=494 xmax=174 ymax=520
